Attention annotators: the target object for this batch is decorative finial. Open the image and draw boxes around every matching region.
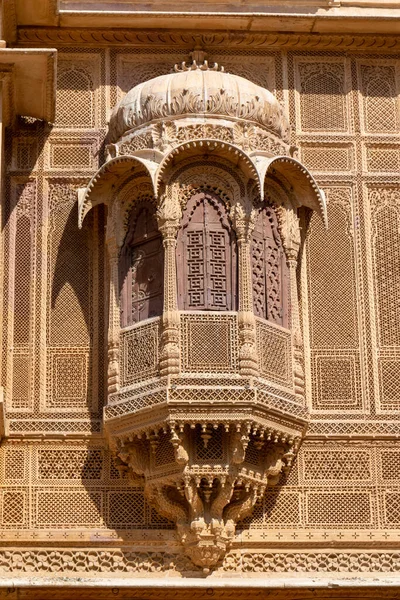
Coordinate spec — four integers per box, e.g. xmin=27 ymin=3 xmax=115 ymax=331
xmin=190 ymin=46 xmax=207 ymax=64
xmin=174 ymin=47 xmax=225 ymax=73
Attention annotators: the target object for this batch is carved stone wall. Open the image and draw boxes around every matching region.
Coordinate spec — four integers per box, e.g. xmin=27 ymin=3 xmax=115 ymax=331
xmin=1 ymin=439 xmax=400 ymax=562
xmin=3 ymin=43 xmax=400 ymax=584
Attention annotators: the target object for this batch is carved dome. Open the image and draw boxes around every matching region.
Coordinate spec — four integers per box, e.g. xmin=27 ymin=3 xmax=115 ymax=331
xmin=108 ymin=62 xmax=290 ymax=144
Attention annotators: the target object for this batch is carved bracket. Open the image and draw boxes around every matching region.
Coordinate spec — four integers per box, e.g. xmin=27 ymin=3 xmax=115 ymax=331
xmin=113 ymin=421 xmax=301 ymax=572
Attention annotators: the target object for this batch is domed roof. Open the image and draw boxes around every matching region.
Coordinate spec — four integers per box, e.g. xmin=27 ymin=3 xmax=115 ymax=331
xmin=108 ymin=62 xmax=290 ymax=144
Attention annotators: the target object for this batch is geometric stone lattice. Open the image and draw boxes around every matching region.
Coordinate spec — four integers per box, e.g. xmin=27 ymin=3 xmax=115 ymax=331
xmin=37 ymin=449 xmax=103 ymax=480
xmin=303 ymin=449 xmax=371 ymax=482
xmin=305 ymin=492 xmax=373 ymax=527
xmin=256 ymin=319 xmax=291 ymax=386
xmin=180 ymin=313 xmax=238 ymax=373
xmin=122 ymin=320 xmax=159 ymax=385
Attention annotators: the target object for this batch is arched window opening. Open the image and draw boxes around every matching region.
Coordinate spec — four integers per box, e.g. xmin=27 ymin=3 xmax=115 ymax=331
xmin=119 ymin=204 xmax=164 ymax=327
xmin=177 ymin=190 xmax=237 ymax=311
xmin=251 ymin=205 xmax=289 ymax=327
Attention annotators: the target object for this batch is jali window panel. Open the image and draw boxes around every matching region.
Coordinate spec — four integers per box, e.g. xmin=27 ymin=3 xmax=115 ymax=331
xmin=176 ymin=191 xmax=237 ymax=311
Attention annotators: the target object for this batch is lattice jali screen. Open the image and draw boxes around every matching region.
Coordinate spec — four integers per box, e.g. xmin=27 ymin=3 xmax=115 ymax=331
xmin=106 ymin=491 xmax=145 ymax=527
xmin=45 ymin=183 xmax=98 ymax=413
xmin=180 ymin=312 xmax=238 ymax=373
xmin=310 ymin=351 xmax=362 ymax=411
xmin=7 ymin=180 xmax=36 ymax=411
xmin=365 ymin=145 xmax=400 ymax=173
xmin=34 ymin=490 xmax=104 ymax=528
xmin=0 ymin=441 xmax=174 ymax=534
xmin=47 ymin=138 xmax=98 ymax=171
xmin=383 ymin=492 xmax=400 ymax=527
xmin=11 ymin=136 xmax=38 ymax=171
xmin=295 ymin=58 xmax=349 ymax=133
xmin=239 ymin=491 xmax=302 ymax=529
xmin=3 ymin=438 xmax=400 ymax=535
xmin=301 ymin=144 xmax=353 ymax=172
xmin=378 ymin=449 xmax=400 ymax=483
xmin=305 ymin=491 xmax=373 ymax=527
xmin=11 ymin=351 xmax=30 ymax=410
xmin=305 ymin=187 xmax=362 ymax=411
xmin=153 ymin=431 xmax=176 ymax=469
xmin=105 ymin=390 xmax=166 ymax=419
xmin=0 ymin=490 xmax=27 ymax=528
xmin=46 ymin=348 xmax=90 ymax=411
xmin=36 ymin=448 xmax=104 ymax=481
xmin=358 ymin=61 xmax=399 ymax=134
xmin=256 ymin=318 xmax=292 ymax=388
xmin=234 ymin=441 xmax=400 ymax=531
xmin=121 ymin=318 xmax=160 ymax=386
xmin=2 ymin=448 xmax=26 ymax=483
xmin=369 ymin=187 xmax=400 ymax=411
xmin=56 ymin=54 xmax=101 ymax=129
xmin=195 ymin=426 xmax=224 ymax=462
xmin=302 ymin=448 xmax=372 ymax=484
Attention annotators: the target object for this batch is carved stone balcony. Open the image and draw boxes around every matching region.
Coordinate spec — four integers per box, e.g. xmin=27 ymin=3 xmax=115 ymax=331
xmin=79 ymin=58 xmax=325 ymax=572
xmin=104 ymin=312 xmax=307 ymax=571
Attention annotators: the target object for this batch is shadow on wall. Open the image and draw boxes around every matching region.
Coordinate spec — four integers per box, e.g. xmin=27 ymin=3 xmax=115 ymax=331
xmin=50 ymin=200 xmax=106 ymax=426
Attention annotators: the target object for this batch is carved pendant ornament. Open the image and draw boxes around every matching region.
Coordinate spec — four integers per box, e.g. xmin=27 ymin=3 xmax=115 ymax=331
xmin=116 ymin=422 xmax=299 ymax=573
xmin=78 ymin=55 xmax=327 ymax=572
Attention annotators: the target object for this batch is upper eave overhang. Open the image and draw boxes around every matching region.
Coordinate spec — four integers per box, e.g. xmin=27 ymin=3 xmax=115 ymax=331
xmin=0 ymin=48 xmax=57 ymax=123
xmin=4 ymin=0 xmax=400 ymax=42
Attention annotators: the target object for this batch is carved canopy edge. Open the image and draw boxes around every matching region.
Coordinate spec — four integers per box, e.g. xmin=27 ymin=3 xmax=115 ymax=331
xmin=155 ymin=139 xmax=262 ymax=196
xmin=252 ymin=154 xmax=328 ymax=228
xmin=77 ymin=155 xmax=158 ymax=228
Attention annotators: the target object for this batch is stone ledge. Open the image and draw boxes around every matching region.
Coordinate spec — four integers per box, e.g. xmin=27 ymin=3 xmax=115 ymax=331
xmin=0 ymin=48 xmax=56 ymax=123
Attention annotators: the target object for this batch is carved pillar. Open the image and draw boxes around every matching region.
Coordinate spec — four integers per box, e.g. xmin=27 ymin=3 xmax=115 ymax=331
xmin=233 ymin=204 xmax=259 ymax=378
xmin=157 ymin=189 xmax=181 ymax=377
xmin=280 ymin=207 xmax=304 ymax=397
xmin=106 ymin=220 xmax=121 ymax=395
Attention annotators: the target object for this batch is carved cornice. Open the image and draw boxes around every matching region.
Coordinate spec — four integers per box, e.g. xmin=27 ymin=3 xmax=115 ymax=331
xmin=2 ymin=0 xmax=17 ymax=43
xmin=0 ymin=68 xmax=15 ymax=127
xmin=45 ymin=51 xmax=56 ymax=123
xmin=16 ymin=28 xmax=400 ymax=53
xmin=3 ymin=548 xmax=400 ymax=577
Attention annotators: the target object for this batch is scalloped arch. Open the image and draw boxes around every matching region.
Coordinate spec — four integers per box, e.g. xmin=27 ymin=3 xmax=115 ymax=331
xmin=154 ymin=140 xmax=261 ymax=197
xmin=251 ymin=154 xmax=327 ymax=228
xmin=77 ymin=155 xmax=158 ymax=229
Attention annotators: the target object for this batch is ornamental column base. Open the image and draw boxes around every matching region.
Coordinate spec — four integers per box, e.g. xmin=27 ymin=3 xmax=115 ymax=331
xmin=159 ymin=310 xmax=181 ymax=377
xmin=238 ymin=311 xmax=259 ymax=377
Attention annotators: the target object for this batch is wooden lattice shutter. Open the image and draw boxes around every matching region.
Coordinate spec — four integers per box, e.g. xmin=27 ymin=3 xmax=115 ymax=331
xmin=177 ymin=191 xmax=237 ymax=311
xmin=251 ymin=206 xmax=288 ymax=327
xmin=119 ymin=204 xmax=164 ymax=326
